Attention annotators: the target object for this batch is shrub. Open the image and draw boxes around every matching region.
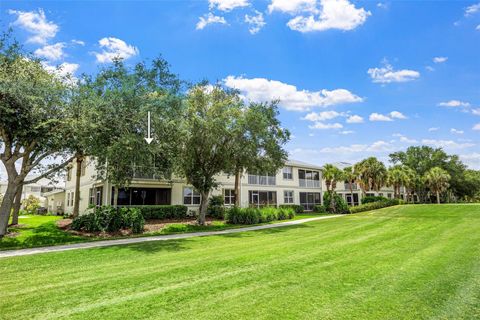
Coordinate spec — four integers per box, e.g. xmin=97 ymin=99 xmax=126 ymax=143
xmin=226 ymin=206 xmax=295 ymax=225
xmin=134 ymin=205 xmax=188 ymax=220
xmin=323 ymin=192 xmax=349 ymax=214
xmin=313 ymin=205 xmax=326 ymax=213
xmin=22 ymin=195 xmax=41 ymax=215
xmin=207 ymin=195 xmax=225 ymax=220
xmin=71 ymin=206 xmax=145 ymax=234
xmin=349 ymin=199 xmax=402 ymax=214
xmin=361 ymin=196 xmax=388 ymax=204
xmin=279 ymin=204 xmax=304 ymax=214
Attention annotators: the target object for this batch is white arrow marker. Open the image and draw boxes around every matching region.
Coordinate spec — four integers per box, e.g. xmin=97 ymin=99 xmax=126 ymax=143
xmin=144 ymin=111 xmax=153 ymax=144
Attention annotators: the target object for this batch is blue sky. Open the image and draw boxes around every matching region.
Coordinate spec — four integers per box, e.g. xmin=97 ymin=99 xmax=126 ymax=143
xmin=1 ymin=0 xmax=480 ymax=170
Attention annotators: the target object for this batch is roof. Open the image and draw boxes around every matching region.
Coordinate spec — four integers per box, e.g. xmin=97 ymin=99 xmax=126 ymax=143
xmin=286 ymin=159 xmax=324 ymax=170
xmin=42 ymin=189 xmax=65 ymax=197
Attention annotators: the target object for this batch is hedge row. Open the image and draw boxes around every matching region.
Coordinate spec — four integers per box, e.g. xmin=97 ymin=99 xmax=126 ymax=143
xmin=132 ymin=205 xmax=188 ymax=220
xmin=278 ymin=204 xmax=304 ymax=214
xmin=71 ymin=206 xmax=144 ymax=233
xmin=226 ymin=206 xmax=295 ymax=225
xmin=349 ymin=199 xmax=402 ymax=214
xmin=361 ymin=196 xmax=389 ymax=204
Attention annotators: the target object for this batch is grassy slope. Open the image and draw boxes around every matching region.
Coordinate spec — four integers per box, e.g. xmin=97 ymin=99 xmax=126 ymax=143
xmin=0 ymin=213 xmax=325 ymax=250
xmin=0 ymin=205 xmax=479 ymax=319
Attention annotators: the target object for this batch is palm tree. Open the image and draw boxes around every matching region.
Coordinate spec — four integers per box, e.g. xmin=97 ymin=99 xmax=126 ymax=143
xmin=401 ymin=166 xmax=417 ymax=203
xmin=343 ymin=166 xmax=357 ymax=205
xmin=386 ymin=166 xmax=405 ymax=199
xmin=424 ymin=167 xmax=451 ymax=204
xmin=354 ymin=157 xmax=387 ymax=195
xmin=323 ymin=164 xmax=343 ymax=193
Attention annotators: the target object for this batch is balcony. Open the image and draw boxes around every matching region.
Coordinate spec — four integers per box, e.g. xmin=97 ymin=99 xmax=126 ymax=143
xmin=299 ymin=179 xmax=320 ymax=188
xmin=344 ymin=183 xmax=358 ymax=190
xmin=132 ymin=167 xmax=167 ymax=180
xmin=248 ymin=174 xmax=276 ymax=186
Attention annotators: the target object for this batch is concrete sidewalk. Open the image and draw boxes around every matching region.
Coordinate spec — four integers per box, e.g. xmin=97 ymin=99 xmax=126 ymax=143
xmin=0 ymin=214 xmax=344 ymax=259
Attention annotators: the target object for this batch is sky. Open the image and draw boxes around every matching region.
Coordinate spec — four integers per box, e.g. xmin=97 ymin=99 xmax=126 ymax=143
xmin=1 ymin=0 xmax=480 ymax=176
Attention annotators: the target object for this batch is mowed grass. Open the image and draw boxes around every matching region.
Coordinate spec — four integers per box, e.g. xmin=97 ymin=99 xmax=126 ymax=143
xmin=0 ymin=205 xmax=479 ymax=320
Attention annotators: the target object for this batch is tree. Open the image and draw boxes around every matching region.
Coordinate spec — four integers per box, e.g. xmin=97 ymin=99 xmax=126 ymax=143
xmin=401 ymin=166 xmax=417 ymax=203
xmin=424 ymin=167 xmax=450 ymax=204
xmin=343 ymin=166 xmax=357 ymax=203
xmin=176 ymin=85 xmax=242 ymax=225
xmin=354 ymin=157 xmax=387 ymax=196
xmin=230 ymin=101 xmax=290 ymax=206
xmin=0 ymin=34 xmax=73 ymax=237
xmin=22 ymin=195 xmax=40 ymax=214
xmin=386 ymin=166 xmax=406 ymax=199
xmin=85 ymin=58 xmax=183 ymax=207
xmin=322 ymin=164 xmax=345 ymax=212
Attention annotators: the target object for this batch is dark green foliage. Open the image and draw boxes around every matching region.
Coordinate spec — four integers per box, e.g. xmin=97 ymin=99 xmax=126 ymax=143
xmin=225 ymin=206 xmax=295 ymax=225
xmin=134 ymin=205 xmax=188 ymax=220
xmin=279 ymin=204 xmax=304 ymax=214
xmin=362 ymin=196 xmax=388 ymax=204
xmin=323 ymin=192 xmax=349 ymax=214
xmin=71 ymin=206 xmax=144 ymax=234
xmin=313 ymin=205 xmax=326 ymax=213
xmin=207 ymin=195 xmax=226 ymax=219
xmin=349 ymin=199 xmax=402 ymax=214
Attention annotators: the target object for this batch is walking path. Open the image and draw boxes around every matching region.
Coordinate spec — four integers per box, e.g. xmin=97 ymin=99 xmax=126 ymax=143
xmin=0 ymin=215 xmax=343 ymax=259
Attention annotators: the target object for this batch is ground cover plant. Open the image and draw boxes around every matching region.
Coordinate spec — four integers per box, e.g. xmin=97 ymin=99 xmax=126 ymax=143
xmin=0 ymin=205 xmax=478 ymax=319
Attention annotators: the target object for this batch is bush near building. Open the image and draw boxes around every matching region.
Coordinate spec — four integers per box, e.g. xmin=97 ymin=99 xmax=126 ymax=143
xmin=226 ymin=207 xmax=295 ymax=225
xmin=133 ymin=205 xmax=188 ymax=220
xmin=71 ymin=206 xmax=144 ymax=234
xmin=349 ymin=199 xmax=402 ymax=214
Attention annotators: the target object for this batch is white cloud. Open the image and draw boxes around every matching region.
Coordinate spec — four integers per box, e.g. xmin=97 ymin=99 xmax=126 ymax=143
xmin=393 ymin=134 xmax=417 ymax=144
xmin=472 ymin=108 xmax=480 ymax=116
xmin=268 ymin=0 xmax=317 ymax=14
xmin=377 ymin=2 xmax=388 ymax=9
xmin=209 ymin=0 xmax=249 ymax=11
xmin=465 ymin=3 xmax=480 ymax=16
xmin=223 ymin=76 xmax=363 ymax=111
xmin=450 ymin=128 xmax=464 ymax=134
xmin=303 ymin=110 xmax=342 ymax=121
xmin=319 ymin=140 xmax=393 ymax=153
xmin=71 ymin=39 xmax=85 ymax=46
xmin=9 ymin=9 xmax=59 ymax=44
xmin=245 ymin=11 xmax=266 ymax=34
xmin=196 ymin=13 xmax=228 ymax=30
xmin=421 ymin=139 xmax=475 ymax=149
xmin=389 ymin=111 xmax=407 ymax=119
xmin=428 ymin=127 xmax=439 ymax=132
xmin=346 ymin=115 xmax=364 ymax=123
xmin=476 ymin=24 xmax=480 ymax=30
xmin=34 ymin=42 xmax=65 ymax=61
xmin=369 ymin=113 xmax=392 ymax=122
xmin=94 ymin=37 xmax=139 ymax=63
xmin=460 ymin=153 xmax=480 ymax=169
xmin=438 ymin=100 xmax=471 ymax=108
xmin=43 ymin=62 xmax=80 ymax=82
xmin=309 ymin=122 xmax=343 ymax=130
xmin=433 ymin=56 xmax=448 ymax=63
xmin=339 ymin=130 xmax=354 ymax=135
xmin=286 ymin=0 xmax=371 ymax=33
xmin=368 ymin=62 xmax=420 ymax=83
xmin=473 ymin=123 xmax=480 ymax=131
xmin=425 ymin=66 xmax=435 ymax=72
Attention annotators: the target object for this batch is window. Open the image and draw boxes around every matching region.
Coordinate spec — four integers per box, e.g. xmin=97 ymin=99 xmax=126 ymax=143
xmin=96 ymin=187 xmax=103 ymax=206
xmin=89 ymin=188 xmax=95 ymax=205
xmin=81 ymin=160 xmax=87 ymax=177
xmin=298 ymin=169 xmax=320 ymax=188
xmin=249 ymin=191 xmax=277 ymax=207
xmin=29 ymin=186 xmax=41 ymax=193
xmin=67 ymin=167 xmax=72 ymax=181
xmin=299 ymin=192 xmax=321 ymax=211
xmin=67 ymin=193 xmax=70 ymax=207
xmin=387 ymin=193 xmax=392 ymax=199
xmin=284 ymin=190 xmax=294 ymax=204
xmin=366 ymin=193 xmax=375 ymax=197
xmin=183 ymin=187 xmax=201 ymax=205
xmin=346 ymin=193 xmax=360 ymax=206
xmin=224 ymin=189 xmax=236 ymax=205
xmin=282 ymin=167 xmax=293 ymax=180
xmin=248 ymin=173 xmax=276 ymax=186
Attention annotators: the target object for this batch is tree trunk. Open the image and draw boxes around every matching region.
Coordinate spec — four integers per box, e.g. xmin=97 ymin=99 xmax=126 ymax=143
xmin=198 ymin=190 xmax=210 ymax=225
xmin=234 ymin=169 xmax=241 ymax=207
xmin=329 ymin=191 xmax=336 ymax=213
xmin=72 ymin=155 xmax=84 ymax=218
xmin=436 ymin=191 xmax=440 ymax=204
xmin=350 ymin=187 xmax=354 ymax=206
xmin=10 ymin=184 xmax=23 ymax=225
xmin=0 ymin=182 xmax=18 ymax=237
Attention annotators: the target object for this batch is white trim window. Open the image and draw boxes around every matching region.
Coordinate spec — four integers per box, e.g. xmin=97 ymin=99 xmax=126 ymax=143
xmin=248 ymin=173 xmax=276 ymax=186
xmin=284 ymin=190 xmax=294 ymax=204
xmin=183 ymin=187 xmax=201 ymax=205
xmin=224 ymin=189 xmax=236 ymax=205
xmin=282 ymin=167 xmax=293 ymax=180
xmin=298 ymin=169 xmax=320 ymax=188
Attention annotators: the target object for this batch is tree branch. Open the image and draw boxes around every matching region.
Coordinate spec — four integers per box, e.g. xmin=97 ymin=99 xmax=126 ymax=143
xmin=23 ymin=155 xmax=75 ymax=185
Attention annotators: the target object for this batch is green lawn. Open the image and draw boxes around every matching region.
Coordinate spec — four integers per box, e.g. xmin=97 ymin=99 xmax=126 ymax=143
xmin=0 ymin=213 xmax=326 ymax=250
xmin=1 ymin=205 xmax=479 ymax=319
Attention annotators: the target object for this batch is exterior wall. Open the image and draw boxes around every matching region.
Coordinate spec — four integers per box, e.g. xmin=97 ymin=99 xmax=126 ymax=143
xmin=45 ymin=191 xmax=66 ymax=214
xmin=0 ymin=179 xmax=61 ymax=208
